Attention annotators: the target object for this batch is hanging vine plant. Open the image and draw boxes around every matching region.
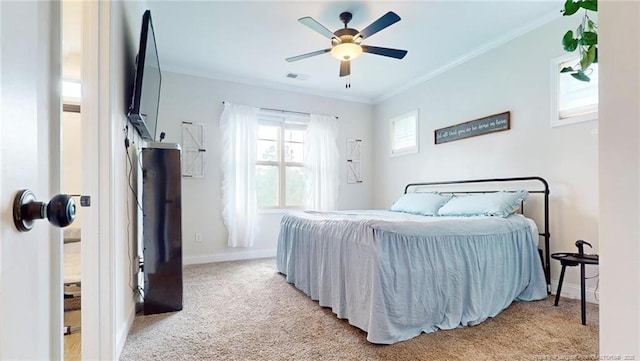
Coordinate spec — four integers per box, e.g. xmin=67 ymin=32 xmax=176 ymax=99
xmin=560 ymin=0 xmax=598 ymax=81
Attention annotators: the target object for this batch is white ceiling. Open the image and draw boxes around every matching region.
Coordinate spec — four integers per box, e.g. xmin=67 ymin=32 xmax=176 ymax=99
xmin=144 ymin=1 xmax=563 ymax=103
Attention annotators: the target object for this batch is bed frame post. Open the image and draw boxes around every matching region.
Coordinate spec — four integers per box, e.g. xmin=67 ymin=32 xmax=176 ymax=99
xmin=542 ymin=180 xmax=551 ymax=295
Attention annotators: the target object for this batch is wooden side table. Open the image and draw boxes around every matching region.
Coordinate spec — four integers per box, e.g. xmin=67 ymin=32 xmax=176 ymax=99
xmin=551 ymin=252 xmax=599 ymax=325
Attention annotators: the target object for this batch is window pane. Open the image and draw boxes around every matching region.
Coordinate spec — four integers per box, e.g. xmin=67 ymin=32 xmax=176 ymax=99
xmin=257 ymin=140 xmax=278 ymax=161
xmin=256 ymin=165 xmax=278 ymax=208
xmin=392 ymin=116 xmax=416 ymax=151
xmin=285 ymin=129 xmax=305 ymax=143
xmin=258 ymin=125 xmax=279 ymax=141
xmin=285 ymin=142 xmax=304 ymax=162
xmin=285 ymin=166 xmax=306 ymax=207
xmin=559 ymin=60 xmax=598 ymax=118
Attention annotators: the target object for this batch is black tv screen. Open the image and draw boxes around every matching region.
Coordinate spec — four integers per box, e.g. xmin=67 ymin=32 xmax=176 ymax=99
xmin=128 ymin=10 xmax=161 ymax=141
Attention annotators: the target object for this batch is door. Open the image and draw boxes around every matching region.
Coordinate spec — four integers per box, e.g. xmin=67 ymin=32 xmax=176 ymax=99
xmin=0 ymin=1 xmax=62 ymax=359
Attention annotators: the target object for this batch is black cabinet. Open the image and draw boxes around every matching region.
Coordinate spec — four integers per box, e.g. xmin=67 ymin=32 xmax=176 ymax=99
xmin=142 ymin=143 xmax=183 ymax=315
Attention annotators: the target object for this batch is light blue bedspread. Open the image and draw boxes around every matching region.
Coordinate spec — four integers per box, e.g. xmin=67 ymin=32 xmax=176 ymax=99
xmin=276 ymin=210 xmax=547 ymax=344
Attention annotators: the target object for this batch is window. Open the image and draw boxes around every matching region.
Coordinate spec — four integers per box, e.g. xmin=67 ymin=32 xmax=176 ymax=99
xmin=390 ymin=109 xmax=419 ymax=156
xmin=255 ymin=111 xmax=307 ymax=209
xmin=551 ymin=55 xmax=598 ymax=127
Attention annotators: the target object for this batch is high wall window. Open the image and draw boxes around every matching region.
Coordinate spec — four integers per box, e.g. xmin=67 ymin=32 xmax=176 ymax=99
xmin=551 ymin=55 xmax=599 ymax=127
xmin=390 ymin=109 xmax=419 ymax=156
xmin=255 ymin=111 xmax=307 ymax=209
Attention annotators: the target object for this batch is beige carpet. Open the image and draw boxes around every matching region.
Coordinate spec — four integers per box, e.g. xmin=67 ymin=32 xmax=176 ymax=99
xmin=120 ymin=258 xmax=598 ymax=361
xmin=64 ymin=309 xmax=81 ymax=361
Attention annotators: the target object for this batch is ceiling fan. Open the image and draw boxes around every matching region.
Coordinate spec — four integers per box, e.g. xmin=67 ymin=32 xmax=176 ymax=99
xmin=286 ymin=11 xmax=408 ymax=81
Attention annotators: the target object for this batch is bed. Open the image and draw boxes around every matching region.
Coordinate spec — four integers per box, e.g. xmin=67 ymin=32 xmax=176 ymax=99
xmin=276 ymin=177 xmax=550 ymax=344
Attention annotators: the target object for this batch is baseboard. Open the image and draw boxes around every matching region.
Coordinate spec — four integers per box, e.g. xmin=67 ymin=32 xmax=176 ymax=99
xmin=184 ymin=248 xmax=277 ymax=265
xmin=115 ymin=298 xmax=138 ymax=359
xmin=550 ymin=279 xmax=600 ymax=304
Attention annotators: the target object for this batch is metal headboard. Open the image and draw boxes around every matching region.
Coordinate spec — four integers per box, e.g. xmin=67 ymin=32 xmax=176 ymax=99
xmin=404 ymin=176 xmax=551 ymax=294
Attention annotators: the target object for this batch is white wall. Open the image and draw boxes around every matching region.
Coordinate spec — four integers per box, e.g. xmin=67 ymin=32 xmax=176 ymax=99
xmin=62 ymin=111 xmax=83 ymax=228
xmin=115 ymin=0 xmax=147 ymax=356
xmin=599 ymin=0 xmax=640 ymax=356
xmin=371 ymin=15 xmax=599 ymax=297
xmin=156 ymin=72 xmax=373 ymax=264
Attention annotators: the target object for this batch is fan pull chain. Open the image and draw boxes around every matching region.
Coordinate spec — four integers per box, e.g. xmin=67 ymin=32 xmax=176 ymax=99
xmin=345 ymin=75 xmax=351 ymax=89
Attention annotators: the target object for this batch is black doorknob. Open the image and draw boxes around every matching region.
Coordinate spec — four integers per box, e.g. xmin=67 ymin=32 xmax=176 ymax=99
xmin=13 ymin=189 xmax=76 ymax=232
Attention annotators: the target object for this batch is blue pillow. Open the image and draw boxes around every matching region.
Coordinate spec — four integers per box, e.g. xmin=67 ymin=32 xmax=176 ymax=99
xmin=390 ymin=192 xmax=452 ymax=216
xmin=437 ymin=190 xmax=529 ymax=217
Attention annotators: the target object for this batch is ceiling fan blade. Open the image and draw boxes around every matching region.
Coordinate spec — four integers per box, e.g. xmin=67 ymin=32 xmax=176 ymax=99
xmin=339 ymin=60 xmax=350 ymax=77
xmin=286 ymin=48 xmax=331 ymax=62
xmin=355 ymin=11 xmax=401 ymax=40
xmin=299 ymin=17 xmax=340 ymax=42
xmin=361 ymin=45 xmax=407 ymax=59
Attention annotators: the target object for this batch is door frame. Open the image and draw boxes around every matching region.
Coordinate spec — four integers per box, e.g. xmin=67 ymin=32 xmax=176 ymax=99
xmin=81 ymin=0 xmax=116 ymax=359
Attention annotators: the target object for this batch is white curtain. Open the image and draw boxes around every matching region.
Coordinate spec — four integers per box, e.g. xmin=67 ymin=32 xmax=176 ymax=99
xmin=305 ymin=114 xmax=340 ymax=211
xmin=219 ymin=102 xmax=260 ymax=247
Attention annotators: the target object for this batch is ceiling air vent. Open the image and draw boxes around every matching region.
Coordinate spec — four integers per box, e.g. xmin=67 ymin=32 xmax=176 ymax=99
xmin=285 ymin=72 xmax=309 ymax=80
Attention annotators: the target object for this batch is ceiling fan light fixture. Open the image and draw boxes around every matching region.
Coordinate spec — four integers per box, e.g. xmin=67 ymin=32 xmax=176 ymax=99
xmin=330 ymin=43 xmax=362 ymax=61
xmin=288 ymin=11 xmax=406 ymax=81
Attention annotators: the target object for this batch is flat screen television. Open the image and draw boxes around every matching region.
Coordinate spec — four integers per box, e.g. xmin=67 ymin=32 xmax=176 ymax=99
xmin=128 ymin=10 xmax=161 ymax=141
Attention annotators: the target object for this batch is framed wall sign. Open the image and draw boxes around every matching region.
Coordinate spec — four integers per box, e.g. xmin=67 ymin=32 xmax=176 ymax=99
xmin=435 ymin=111 xmax=510 ymax=144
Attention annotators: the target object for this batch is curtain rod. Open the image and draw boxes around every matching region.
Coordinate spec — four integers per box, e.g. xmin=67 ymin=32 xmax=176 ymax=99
xmin=222 ymin=101 xmax=338 ymax=119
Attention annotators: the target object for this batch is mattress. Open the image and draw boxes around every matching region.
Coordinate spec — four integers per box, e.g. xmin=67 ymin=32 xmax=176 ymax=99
xmin=276 ymin=210 xmax=547 ymax=344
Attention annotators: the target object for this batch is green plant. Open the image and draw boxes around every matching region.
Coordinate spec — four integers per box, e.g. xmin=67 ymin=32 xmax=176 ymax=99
xmin=560 ymin=0 xmax=598 ymax=81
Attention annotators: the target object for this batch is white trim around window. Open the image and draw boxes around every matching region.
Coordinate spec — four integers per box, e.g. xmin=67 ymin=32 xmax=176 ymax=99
xmin=389 ymin=109 xmax=419 ymax=157
xmin=550 ymin=53 xmax=599 ymax=128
